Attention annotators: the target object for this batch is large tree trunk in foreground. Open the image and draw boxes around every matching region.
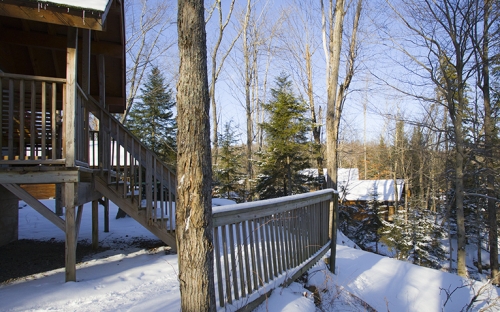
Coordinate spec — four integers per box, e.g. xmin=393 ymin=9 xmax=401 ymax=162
xmin=176 ymin=0 xmax=215 ymax=310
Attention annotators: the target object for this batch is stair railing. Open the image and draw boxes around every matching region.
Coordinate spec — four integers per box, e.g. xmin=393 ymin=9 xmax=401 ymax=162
xmin=84 ymin=95 xmax=176 ymax=233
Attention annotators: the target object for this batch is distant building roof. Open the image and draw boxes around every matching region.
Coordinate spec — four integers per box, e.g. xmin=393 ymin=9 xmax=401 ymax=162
xmin=338 ymin=168 xmax=359 ymax=182
xmin=300 ymin=168 xmax=359 ymax=182
xmin=339 ymin=179 xmax=404 ymax=202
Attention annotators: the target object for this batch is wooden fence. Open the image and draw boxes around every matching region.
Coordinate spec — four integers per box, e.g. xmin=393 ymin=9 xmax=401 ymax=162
xmin=212 ymin=189 xmax=337 ymax=310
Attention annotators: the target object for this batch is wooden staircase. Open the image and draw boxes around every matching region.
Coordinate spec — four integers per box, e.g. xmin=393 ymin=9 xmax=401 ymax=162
xmin=1 ymin=72 xmax=177 ymax=250
xmin=85 ymin=95 xmax=177 ymax=250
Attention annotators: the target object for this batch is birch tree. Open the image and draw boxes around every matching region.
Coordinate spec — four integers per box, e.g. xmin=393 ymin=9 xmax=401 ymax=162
xmin=176 ymin=0 xmax=215 ymax=309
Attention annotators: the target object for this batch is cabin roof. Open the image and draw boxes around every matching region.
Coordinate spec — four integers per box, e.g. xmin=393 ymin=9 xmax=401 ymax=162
xmin=38 ymin=0 xmax=111 ymax=12
xmin=339 ymin=179 xmax=405 ymax=202
xmin=0 ymin=0 xmax=126 ymax=113
xmin=300 ymin=168 xmax=360 ymax=182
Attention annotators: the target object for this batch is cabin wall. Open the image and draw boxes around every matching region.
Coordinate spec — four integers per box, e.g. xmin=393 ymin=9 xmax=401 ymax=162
xmin=20 ymin=184 xmax=56 ymax=199
xmin=0 ymin=185 xmax=18 ymax=246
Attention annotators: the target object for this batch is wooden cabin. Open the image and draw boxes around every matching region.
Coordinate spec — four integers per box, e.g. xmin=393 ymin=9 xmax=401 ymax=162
xmin=0 ymin=0 xmax=177 ymax=282
xmin=339 ymin=179 xmax=406 ymax=221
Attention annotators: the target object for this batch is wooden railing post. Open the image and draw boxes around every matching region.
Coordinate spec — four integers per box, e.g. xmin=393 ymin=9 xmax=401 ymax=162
xmin=329 ymin=191 xmax=338 ymax=274
xmin=63 ymin=26 xmax=78 ymax=282
xmin=64 ymin=27 xmax=78 ymax=167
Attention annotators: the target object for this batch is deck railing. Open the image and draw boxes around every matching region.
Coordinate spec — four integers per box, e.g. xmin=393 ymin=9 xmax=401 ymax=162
xmin=85 ymin=96 xmax=177 ymax=232
xmin=212 ymin=189 xmax=337 ymax=310
xmin=0 ymin=73 xmax=65 ymax=164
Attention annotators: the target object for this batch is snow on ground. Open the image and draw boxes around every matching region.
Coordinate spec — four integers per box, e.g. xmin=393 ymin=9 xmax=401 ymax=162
xmin=1 ymin=200 xmax=499 ymax=311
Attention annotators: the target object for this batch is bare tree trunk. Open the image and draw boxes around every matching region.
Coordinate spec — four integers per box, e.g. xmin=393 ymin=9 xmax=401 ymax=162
xmin=208 ymin=0 xmax=238 ymax=165
xmin=454 ymin=129 xmax=467 ymax=277
xmin=325 ymin=0 xmax=346 ymax=190
xmin=326 ymin=0 xmax=362 ymax=190
xmin=305 ymin=44 xmax=323 ymax=180
xmin=478 ymin=0 xmax=498 ymax=284
xmin=243 ymin=0 xmax=253 ymax=201
xmin=176 ymin=0 xmax=215 ymax=310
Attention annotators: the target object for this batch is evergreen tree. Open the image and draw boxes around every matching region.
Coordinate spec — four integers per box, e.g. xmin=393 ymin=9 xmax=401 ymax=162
xmin=127 ymin=66 xmax=177 ymax=167
xmin=213 ymin=121 xmax=244 ymax=201
xmin=379 ymin=211 xmax=413 ymax=261
xmin=409 ymin=209 xmax=447 ymax=269
xmin=256 ymin=73 xmax=311 ymax=199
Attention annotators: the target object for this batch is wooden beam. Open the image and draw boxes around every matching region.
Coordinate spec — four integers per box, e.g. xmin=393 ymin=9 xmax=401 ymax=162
xmin=98 ymin=54 xmax=105 ymax=109
xmin=1 ymin=183 xmax=65 ymax=232
xmin=104 ymin=198 xmax=109 ymax=232
xmin=64 ymin=182 xmax=76 ymax=282
xmin=75 ymin=182 xmax=102 ymax=206
xmin=81 ymin=29 xmax=91 ymax=93
xmin=0 ymin=2 xmax=106 ymax=31
xmin=92 ymin=200 xmax=98 ymax=249
xmin=0 ymin=170 xmax=79 ymax=183
xmin=75 ymin=205 xmax=83 ymax=241
xmin=65 ymin=27 xmax=77 ymax=167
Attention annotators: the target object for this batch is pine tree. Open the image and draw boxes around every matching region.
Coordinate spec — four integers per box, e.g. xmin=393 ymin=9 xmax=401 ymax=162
xmin=256 ymin=73 xmax=311 ymax=199
xmin=127 ymin=66 xmax=177 ymax=167
xmin=213 ymin=121 xmax=244 ymax=201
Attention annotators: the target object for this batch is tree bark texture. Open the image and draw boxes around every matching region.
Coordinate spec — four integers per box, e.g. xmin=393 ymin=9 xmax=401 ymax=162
xmin=325 ymin=0 xmax=345 ymax=190
xmin=243 ymin=0 xmax=253 ymax=201
xmin=176 ymin=0 xmax=215 ymax=310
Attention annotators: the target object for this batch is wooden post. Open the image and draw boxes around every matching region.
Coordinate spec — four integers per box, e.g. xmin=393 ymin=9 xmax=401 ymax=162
xmin=98 ymin=54 xmax=106 ymax=108
xmin=65 ymin=183 xmax=76 ymax=282
xmin=81 ymin=29 xmax=91 ymax=163
xmin=81 ymin=29 xmax=91 ymax=94
xmin=65 ymin=27 xmax=78 ymax=167
xmin=329 ymin=191 xmax=338 ymax=274
xmin=64 ymin=26 xmax=78 ymax=282
xmin=104 ymin=198 xmax=109 ymax=232
xmin=92 ymin=200 xmax=99 ymax=249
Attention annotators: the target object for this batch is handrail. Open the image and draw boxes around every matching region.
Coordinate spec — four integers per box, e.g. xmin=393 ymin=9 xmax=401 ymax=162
xmin=84 ymin=95 xmax=176 ymax=182
xmin=212 ymin=190 xmax=337 ymax=310
xmin=0 ymin=72 xmax=66 ymax=83
xmin=83 ymin=94 xmax=177 ymax=231
xmin=213 ymin=189 xmax=335 ymax=226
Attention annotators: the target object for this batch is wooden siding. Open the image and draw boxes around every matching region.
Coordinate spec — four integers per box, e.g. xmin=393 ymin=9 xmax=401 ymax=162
xmin=19 ymin=184 xmax=56 ymax=199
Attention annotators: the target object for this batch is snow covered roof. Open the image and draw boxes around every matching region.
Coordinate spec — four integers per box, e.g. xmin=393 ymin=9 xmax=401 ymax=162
xmin=37 ymin=0 xmax=111 ymax=12
xmin=338 ymin=168 xmax=359 ymax=182
xmin=339 ymin=179 xmax=404 ymax=202
xmin=300 ymin=168 xmax=359 ymax=182
xmin=0 ymin=0 xmax=116 ymax=31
